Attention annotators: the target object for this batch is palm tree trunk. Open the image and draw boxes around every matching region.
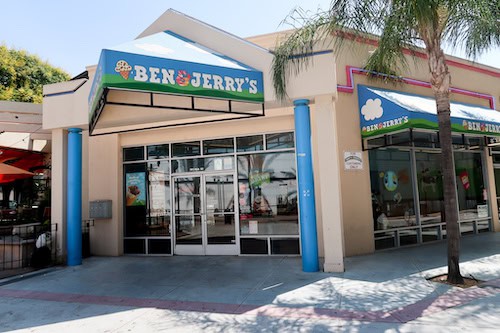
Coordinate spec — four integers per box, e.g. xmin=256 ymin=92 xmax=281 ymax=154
xmin=428 ymin=45 xmax=464 ymax=284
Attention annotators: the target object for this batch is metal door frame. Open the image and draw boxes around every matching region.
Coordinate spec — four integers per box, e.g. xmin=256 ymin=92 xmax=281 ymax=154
xmin=172 ymin=172 xmax=238 ymax=255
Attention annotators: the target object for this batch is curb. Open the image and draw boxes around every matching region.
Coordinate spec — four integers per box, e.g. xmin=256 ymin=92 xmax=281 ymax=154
xmin=0 ymin=267 xmax=61 ymax=287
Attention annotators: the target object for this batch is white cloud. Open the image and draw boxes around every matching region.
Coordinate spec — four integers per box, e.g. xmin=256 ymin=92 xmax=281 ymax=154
xmin=361 ymin=98 xmax=383 ymax=121
xmin=134 ymin=43 xmax=174 ymax=56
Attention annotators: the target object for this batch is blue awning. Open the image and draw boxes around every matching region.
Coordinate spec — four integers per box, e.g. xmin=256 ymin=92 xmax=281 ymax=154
xmin=358 ymin=85 xmax=500 ymax=138
xmin=89 ymin=31 xmax=264 ymax=135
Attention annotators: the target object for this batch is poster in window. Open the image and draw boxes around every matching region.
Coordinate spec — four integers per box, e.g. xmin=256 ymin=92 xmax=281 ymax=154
xmin=249 ymin=171 xmax=270 ymax=188
xmin=149 ymin=171 xmax=166 ymax=214
xmin=125 ymin=172 xmax=146 ymax=206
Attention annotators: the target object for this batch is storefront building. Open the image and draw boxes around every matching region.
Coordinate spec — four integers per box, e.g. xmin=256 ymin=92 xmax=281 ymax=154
xmin=43 ymin=10 xmax=499 ymax=272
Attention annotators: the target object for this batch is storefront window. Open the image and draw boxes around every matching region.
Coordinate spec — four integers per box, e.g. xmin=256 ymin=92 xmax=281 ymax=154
xmin=454 ymin=152 xmax=488 ymax=222
xmin=266 ymin=132 xmax=294 ymax=150
xmin=172 ymin=157 xmax=234 ymax=173
xmin=172 ymin=141 xmax=201 ymax=157
xmin=124 ymin=163 xmax=147 ymax=237
xmin=413 ymin=132 xmax=439 ymax=148
xmin=416 ymin=152 xmax=444 ymax=224
xmin=369 ymin=132 xmax=491 ymax=250
xmin=122 ymin=132 xmax=297 ymax=256
xmin=237 ymin=152 xmax=298 ymax=235
xmin=236 ymin=135 xmax=264 ymax=152
xmin=203 ymin=138 xmax=234 ymax=155
xmin=369 ymin=150 xmax=416 ymax=231
xmin=147 ymin=160 xmax=171 ymax=236
xmin=123 ymin=147 xmax=144 ymax=161
xmin=147 ymin=144 xmax=169 ymax=159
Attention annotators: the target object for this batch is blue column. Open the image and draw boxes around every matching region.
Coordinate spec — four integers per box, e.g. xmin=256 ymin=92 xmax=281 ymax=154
xmin=294 ymin=99 xmax=319 ymax=272
xmin=67 ymin=128 xmax=82 ymax=266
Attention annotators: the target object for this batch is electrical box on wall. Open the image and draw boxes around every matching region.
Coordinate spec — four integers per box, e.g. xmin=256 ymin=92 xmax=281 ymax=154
xmin=89 ymin=200 xmax=112 ymax=219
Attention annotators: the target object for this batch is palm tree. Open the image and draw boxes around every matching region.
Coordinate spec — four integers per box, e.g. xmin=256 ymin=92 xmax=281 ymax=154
xmin=272 ymin=0 xmax=499 ymax=284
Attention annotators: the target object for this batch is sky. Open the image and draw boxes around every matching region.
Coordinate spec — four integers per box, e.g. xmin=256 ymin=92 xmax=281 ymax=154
xmin=1 ymin=0 xmax=499 ymax=77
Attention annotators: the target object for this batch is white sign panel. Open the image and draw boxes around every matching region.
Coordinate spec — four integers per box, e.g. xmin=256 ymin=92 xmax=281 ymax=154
xmin=223 ymin=157 xmax=233 ymax=170
xmin=477 ymin=204 xmax=488 ymax=218
xmin=214 ymin=158 xmax=223 ymax=171
xmin=249 ymin=220 xmax=258 ymax=234
xmin=344 ymin=151 xmax=363 ymax=170
xmin=149 ymin=171 xmax=166 ymax=215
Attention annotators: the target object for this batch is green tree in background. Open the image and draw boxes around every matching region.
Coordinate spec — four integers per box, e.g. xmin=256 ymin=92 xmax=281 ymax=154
xmin=0 ymin=45 xmax=70 ymax=103
xmin=273 ymin=0 xmax=499 ymax=284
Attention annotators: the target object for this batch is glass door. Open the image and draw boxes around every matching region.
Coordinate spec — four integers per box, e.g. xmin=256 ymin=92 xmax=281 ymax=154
xmin=204 ymin=174 xmax=237 ymax=255
xmin=173 ymin=174 xmax=237 ymax=255
xmin=173 ymin=176 xmax=203 ymax=255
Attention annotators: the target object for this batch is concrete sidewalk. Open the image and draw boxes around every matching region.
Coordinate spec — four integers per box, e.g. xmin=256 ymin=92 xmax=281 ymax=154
xmin=0 ymin=233 xmax=499 ymax=332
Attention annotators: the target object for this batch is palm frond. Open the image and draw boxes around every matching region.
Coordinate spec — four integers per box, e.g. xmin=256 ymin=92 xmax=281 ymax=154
xmin=444 ymin=0 xmax=500 ymax=59
xmin=272 ymin=0 xmax=389 ymax=101
xmin=272 ymin=0 xmax=499 ymax=102
xmin=271 ymin=0 xmax=422 ymax=101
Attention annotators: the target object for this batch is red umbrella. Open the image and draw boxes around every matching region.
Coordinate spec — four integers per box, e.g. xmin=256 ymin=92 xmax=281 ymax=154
xmin=0 ymin=163 xmax=34 ymax=176
xmin=0 ymin=146 xmax=45 ymax=184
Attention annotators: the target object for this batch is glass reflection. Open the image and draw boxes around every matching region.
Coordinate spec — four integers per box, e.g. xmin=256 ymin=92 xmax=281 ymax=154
xmin=237 ymin=135 xmax=264 ymax=152
xmin=147 ymin=144 xmax=169 ymax=159
xmin=207 ymin=214 xmax=235 ymax=244
xmin=175 ymin=215 xmax=202 ymax=244
xmin=205 ymin=175 xmax=235 ymax=244
xmin=454 ymin=152 xmax=488 ymax=220
xmin=172 ymin=141 xmax=200 ymax=157
xmin=205 ymin=175 xmax=234 ymax=213
xmin=416 ymin=152 xmax=444 ymax=224
xmin=238 ymin=152 xmax=298 ymax=235
xmin=266 ymin=132 xmax=295 ymax=149
xmin=147 ymin=160 xmax=170 ymax=236
xmin=172 ymin=157 xmax=234 ymax=173
xmin=204 ymin=138 xmax=234 ymax=155
xmin=123 ymin=147 xmax=144 ymax=161
xmin=369 ymin=150 xmax=415 ymax=230
xmin=174 ymin=177 xmax=201 ymax=214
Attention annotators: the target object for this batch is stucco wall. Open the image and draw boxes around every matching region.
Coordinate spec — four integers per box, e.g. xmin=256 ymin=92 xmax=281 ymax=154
xmin=248 ymin=31 xmax=500 ymax=257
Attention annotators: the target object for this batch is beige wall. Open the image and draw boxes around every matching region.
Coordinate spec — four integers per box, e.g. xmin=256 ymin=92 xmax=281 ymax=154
xmin=43 ymin=79 xmax=90 ymax=130
xmin=335 ymin=93 xmax=375 ymax=256
xmin=50 ymin=128 xmax=67 ymax=260
xmin=88 ymin=134 xmax=123 ymax=256
xmin=249 ymin=31 xmax=500 ymax=257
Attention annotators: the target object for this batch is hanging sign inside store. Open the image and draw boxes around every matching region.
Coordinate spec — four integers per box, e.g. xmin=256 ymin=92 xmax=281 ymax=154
xmin=344 ymin=151 xmax=363 ymax=170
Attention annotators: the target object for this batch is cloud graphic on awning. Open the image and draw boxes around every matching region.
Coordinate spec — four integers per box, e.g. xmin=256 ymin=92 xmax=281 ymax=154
xmin=361 ymin=98 xmax=383 ymax=121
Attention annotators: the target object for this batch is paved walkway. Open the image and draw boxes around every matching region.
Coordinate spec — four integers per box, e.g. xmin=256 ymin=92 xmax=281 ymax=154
xmin=0 ymin=233 xmax=499 ymax=332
